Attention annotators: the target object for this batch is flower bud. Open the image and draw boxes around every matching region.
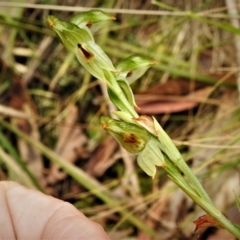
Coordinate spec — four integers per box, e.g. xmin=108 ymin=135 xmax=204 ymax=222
xmin=75 ymin=42 xmax=117 ymax=80
xmin=47 ymin=15 xmax=117 ymax=81
xmin=70 ymin=10 xmax=116 ymax=33
xmin=47 ymin=15 xmax=93 ymax=51
xmin=115 ymin=55 xmax=157 ymax=84
xmin=101 ymin=116 xmax=165 ymax=178
xmin=100 ymin=116 xmax=149 ymax=154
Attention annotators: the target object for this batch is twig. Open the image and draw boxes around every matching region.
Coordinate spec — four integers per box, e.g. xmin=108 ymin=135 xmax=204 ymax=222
xmin=0 ymin=2 xmax=239 ymax=18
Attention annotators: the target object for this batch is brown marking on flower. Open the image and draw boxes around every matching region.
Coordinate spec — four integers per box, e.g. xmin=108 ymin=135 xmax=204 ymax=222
xmin=86 ymin=21 xmax=93 ymax=28
xmin=77 ymin=43 xmax=94 ymax=61
xmin=126 ymin=71 xmax=133 ymax=78
xmin=123 ymin=133 xmax=139 ymax=145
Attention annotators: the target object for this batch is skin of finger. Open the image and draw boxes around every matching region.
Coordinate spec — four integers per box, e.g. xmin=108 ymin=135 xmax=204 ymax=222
xmin=0 ymin=182 xmax=16 ymax=239
xmin=1 ymin=181 xmax=109 ymax=240
xmin=41 ymin=201 xmax=110 ymax=240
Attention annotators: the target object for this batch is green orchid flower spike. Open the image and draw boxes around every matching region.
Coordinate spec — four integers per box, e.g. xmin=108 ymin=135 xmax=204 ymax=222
xmin=47 ymin=14 xmax=117 ymax=81
xmin=100 ymin=116 xmax=165 ymax=178
xmin=46 ymin=10 xmax=240 ymax=239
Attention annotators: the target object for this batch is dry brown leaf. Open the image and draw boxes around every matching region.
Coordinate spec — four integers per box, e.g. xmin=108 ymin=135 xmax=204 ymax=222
xmin=9 ymin=78 xmax=44 ymax=185
xmin=138 ymin=79 xmax=204 ymax=96
xmin=137 ymin=196 xmax=168 ymax=240
xmin=193 ymin=214 xmax=221 ymax=234
xmin=138 ymin=181 xmax=193 ymax=240
xmin=48 ymin=104 xmax=88 ymax=183
xmin=85 ymin=135 xmax=118 ymax=177
xmin=136 ymin=87 xmax=213 ymax=114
